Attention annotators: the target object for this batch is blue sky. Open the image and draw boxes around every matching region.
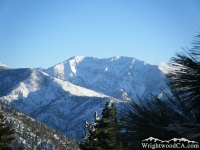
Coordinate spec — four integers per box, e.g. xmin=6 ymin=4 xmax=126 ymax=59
xmin=0 ymin=0 xmax=200 ymax=69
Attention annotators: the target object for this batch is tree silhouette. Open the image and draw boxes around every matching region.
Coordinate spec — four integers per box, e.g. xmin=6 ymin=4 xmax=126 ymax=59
xmin=80 ymin=102 xmax=122 ymax=150
xmin=0 ymin=110 xmax=19 ymax=150
xmin=167 ymin=34 xmax=200 ymax=120
xmin=120 ymin=34 xmax=200 ymax=149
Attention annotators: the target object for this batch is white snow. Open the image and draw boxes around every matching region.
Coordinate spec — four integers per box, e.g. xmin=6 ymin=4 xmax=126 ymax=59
xmin=44 ymin=56 xmax=167 ymax=101
xmin=0 ymin=56 xmax=167 ymax=139
xmin=0 ymin=62 xmax=10 ymax=69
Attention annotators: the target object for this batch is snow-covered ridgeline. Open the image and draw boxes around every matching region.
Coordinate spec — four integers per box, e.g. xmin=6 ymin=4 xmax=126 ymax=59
xmin=0 ymin=56 xmax=167 ymax=139
xmin=0 ymin=68 xmax=122 ymax=138
xmin=44 ymin=56 xmax=167 ymax=100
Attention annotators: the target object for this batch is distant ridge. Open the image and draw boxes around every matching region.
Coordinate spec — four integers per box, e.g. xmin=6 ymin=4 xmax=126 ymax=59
xmin=0 ymin=56 xmax=167 ymax=139
xmin=0 ymin=67 xmax=121 ymax=138
xmin=44 ymin=56 xmax=167 ymax=101
xmin=0 ymin=62 xmax=10 ymax=70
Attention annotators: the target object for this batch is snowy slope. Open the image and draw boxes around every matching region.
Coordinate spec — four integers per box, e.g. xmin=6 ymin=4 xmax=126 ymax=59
xmin=1 ymin=102 xmax=79 ymax=149
xmin=0 ymin=68 xmax=122 ymax=138
xmin=0 ymin=62 xmax=10 ymax=71
xmin=44 ymin=56 xmax=167 ymax=100
xmin=0 ymin=56 xmax=167 ymax=139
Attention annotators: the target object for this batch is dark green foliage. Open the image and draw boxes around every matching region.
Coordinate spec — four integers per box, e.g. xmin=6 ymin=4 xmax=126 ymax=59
xmin=0 ymin=110 xmax=18 ymax=150
xmin=79 ymin=112 xmax=101 ymax=150
xmin=167 ymin=35 xmax=200 ymax=120
xmin=80 ymin=102 xmax=122 ymax=150
xmin=166 ymin=34 xmax=200 ymax=141
xmin=120 ymin=34 xmax=200 ymax=149
xmin=120 ymin=93 xmax=193 ymax=149
xmin=98 ymin=102 xmax=122 ymax=150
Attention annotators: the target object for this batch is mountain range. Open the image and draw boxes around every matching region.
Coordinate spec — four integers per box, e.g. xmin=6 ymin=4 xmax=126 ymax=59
xmin=44 ymin=56 xmax=167 ymax=100
xmin=0 ymin=56 xmax=167 ymax=139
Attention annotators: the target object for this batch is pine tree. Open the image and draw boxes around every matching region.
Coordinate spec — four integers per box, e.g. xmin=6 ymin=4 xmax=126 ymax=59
xmin=166 ymin=34 xmax=200 ymax=141
xmin=120 ymin=95 xmax=185 ymax=149
xmin=0 ymin=110 xmax=16 ymax=150
xmin=167 ymin=34 xmax=200 ymax=120
xmin=79 ymin=112 xmax=101 ymax=150
xmin=120 ymin=34 xmax=200 ymax=149
xmin=80 ymin=102 xmax=122 ymax=150
xmin=98 ymin=102 xmax=122 ymax=150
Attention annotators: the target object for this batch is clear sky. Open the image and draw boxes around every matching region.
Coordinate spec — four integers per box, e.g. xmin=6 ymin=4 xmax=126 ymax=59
xmin=0 ymin=0 xmax=200 ymax=69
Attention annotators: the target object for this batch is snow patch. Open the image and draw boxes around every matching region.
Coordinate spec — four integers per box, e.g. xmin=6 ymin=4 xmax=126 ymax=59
xmin=0 ymin=62 xmax=10 ymax=69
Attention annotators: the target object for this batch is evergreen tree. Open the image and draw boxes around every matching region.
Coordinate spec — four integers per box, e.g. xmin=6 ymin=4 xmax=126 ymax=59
xmin=99 ymin=102 xmax=122 ymax=150
xmin=167 ymin=34 xmax=200 ymax=120
xmin=166 ymin=34 xmax=200 ymax=141
xmin=120 ymin=96 xmax=182 ymax=149
xmin=80 ymin=102 xmax=122 ymax=150
xmin=79 ymin=112 xmax=101 ymax=150
xmin=120 ymin=34 xmax=200 ymax=149
xmin=0 ymin=110 xmax=17 ymax=150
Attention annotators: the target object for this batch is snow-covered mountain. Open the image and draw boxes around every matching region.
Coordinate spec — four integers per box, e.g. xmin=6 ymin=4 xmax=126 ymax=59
xmin=0 ymin=68 xmax=121 ymax=138
xmin=0 ymin=62 xmax=10 ymax=71
xmin=0 ymin=56 xmax=167 ymax=139
xmin=1 ymin=102 xmax=79 ymax=149
xmin=44 ymin=56 xmax=167 ymax=100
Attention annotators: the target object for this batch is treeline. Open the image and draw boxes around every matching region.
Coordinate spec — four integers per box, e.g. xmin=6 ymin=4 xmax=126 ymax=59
xmin=0 ymin=101 xmax=79 ymax=150
xmin=79 ymin=34 xmax=200 ymax=150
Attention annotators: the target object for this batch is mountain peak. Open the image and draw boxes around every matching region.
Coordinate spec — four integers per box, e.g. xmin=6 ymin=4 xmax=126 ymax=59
xmin=0 ymin=62 xmax=10 ymax=70
xmin=68 ymin=56 xmax=85 ymax=62
xmin=0 ymin=56 xmax=167 ymax=139
xmin=44 ymin=56 xmax=166 ymax=101
xmin=110 ymin=56 xmax=121 ymax=61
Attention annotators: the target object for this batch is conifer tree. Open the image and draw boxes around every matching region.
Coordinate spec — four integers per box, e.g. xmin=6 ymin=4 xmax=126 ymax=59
xmin=120 ymin=33 xmax=200 ymax=149
xmin=167 ymin=34 xmax=200 ymax=120
xmin=80 ymin=102 xmax=122 ymax=150
xmin=120 ymin=96 xmax=183 ymax=149
xmin=99 ymin=102 xmax=122 ymax=150
xmin=166 ymin=34 xmax=200 ymax=141
xmin=79 ymin=112 xmax=101 ymax=150
xmin=0 ymin=110 xmax=17 ymax=150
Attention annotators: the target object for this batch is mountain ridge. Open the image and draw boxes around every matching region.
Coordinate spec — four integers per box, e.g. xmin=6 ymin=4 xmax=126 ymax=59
xmin=44 ymin=56 xmax=167 ymax=101
xmin=0 ymin=56 xmax=167 ymax=139
xmin=0 ymin=67 xmax=122 ymax=138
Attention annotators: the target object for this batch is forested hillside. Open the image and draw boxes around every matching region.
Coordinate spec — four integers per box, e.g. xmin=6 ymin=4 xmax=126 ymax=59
xmin=0 ymin=101 xmax=79 ymax=150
